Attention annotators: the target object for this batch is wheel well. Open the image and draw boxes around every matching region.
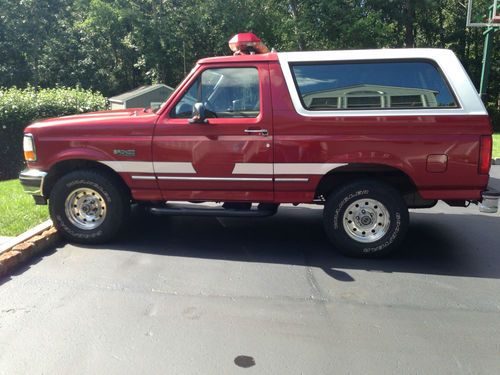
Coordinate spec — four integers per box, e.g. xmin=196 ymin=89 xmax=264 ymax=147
xmin=43 ymin=159 xmax=131 ymax=199
xmin=315 ymin=164 xmax=417 ymax=199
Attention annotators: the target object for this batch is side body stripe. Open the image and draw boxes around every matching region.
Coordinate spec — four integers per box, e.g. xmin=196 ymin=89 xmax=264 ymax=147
xmin=100 ymin=161 xmax=346 ymax=179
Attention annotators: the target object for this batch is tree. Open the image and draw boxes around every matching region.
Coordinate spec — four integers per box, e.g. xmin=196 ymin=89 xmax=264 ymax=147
xmin=0 ymin=0 xmax=497 ymax=101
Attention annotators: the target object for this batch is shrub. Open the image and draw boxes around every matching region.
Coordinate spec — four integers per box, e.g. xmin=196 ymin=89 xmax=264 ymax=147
xmin=487 ymin=104 xmax=500 ymax=133
xmin=0 ymin=87 xmax=107 ymax=180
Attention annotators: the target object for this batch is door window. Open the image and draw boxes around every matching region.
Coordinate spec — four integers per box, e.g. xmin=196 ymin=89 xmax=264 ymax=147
xmin=172 ymin=67 xmax=260 ymax=118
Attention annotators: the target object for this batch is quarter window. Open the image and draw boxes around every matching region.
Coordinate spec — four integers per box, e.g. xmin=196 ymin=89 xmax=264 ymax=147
xmin=291 ymin=61 xmax=457 ymax=110
xmin=390 ymin=95 xmax=424 ymax=108
xmin=310 ymin=97 xmax=339 ymax=109
xmin=172 ymin=67 xmax=260 ymax=118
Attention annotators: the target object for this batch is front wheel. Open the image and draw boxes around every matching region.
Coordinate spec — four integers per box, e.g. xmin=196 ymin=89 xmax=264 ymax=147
xmin=49 ymin=170 xmax=130 ymax=244
xmin=323 ymin=180 xmax=409 ymax=258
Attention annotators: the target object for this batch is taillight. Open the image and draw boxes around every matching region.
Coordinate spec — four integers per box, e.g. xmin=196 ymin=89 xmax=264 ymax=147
xmin=478 ymin=135 xmax=492 ymax=175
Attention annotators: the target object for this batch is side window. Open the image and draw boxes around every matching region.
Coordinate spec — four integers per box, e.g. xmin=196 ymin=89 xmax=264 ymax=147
xmin=172 ymin=67 xmax=260 ymax=118
xmin=172 ymin=78 xmax=200 ymax=117
xmin=291 ymin=61 xmax=458 ymax=111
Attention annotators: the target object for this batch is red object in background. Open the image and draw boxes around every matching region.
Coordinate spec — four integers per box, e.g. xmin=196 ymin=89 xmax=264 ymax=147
xmin=228 ymin=33 xmax=269 ymax=55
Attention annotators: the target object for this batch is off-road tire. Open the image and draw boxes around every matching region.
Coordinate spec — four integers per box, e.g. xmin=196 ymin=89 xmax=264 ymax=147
xmin=49 ymin=170 xmax=130 ymax=244
xmin=323 ymin=180 xmax=409 ymax=258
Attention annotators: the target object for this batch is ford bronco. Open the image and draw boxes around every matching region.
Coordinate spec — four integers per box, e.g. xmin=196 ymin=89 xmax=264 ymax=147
xmin=19 ymin=33 xmax=498 ymax=257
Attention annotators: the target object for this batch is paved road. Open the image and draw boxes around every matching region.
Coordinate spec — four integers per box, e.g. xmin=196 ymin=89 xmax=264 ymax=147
xmin=0 ymin=168 xmax=499 ymax=374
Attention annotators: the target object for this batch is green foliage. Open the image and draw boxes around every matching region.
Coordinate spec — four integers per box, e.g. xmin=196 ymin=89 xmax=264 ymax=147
xmin=0 ymin=0 xmax=499 ymax=108
xmin=493 ymin=134 xmax=500 ymax=158
xmin=0 ymin=179 xmax=49 ymax=236
xmin=0 ymin=0 xmax=498 ymax=100
xmin=0 ymin=87 xmax=107 ymax=180
xmin=487 ymin=103 xmax=500 ymax=132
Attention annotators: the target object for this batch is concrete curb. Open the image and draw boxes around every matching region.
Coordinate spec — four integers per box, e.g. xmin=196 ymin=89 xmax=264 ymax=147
xmin=493 ymin=158 xmax=500 ymax=165
xmin=0 ymin=220 xmax=60 ymax=279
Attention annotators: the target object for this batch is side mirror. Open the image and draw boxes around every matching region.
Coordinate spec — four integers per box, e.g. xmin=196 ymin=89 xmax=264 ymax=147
xmin=189 ymin=102 xmax=208 ymax=124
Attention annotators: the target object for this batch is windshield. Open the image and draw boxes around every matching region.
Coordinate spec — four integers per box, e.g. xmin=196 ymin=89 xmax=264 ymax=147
xmin=152 ymin=64 xmax=199 ymax=113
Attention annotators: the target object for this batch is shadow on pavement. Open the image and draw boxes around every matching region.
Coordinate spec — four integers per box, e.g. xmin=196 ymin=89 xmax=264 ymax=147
xmin=0 ymin=246 xmax=60 ymax=287
xmin=81 ymin=205 xmax=500 ymax=282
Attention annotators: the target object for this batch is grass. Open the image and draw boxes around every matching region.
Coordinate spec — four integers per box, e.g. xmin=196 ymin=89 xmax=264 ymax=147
xmin=493 ymin=134 xmax=500 ymax=159
xmin=0 ymin=179 xmax=49 ymax=237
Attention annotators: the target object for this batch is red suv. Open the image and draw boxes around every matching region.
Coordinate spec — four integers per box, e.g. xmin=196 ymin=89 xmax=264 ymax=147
xmin=20 ymin=33 xmax=498 ymax=257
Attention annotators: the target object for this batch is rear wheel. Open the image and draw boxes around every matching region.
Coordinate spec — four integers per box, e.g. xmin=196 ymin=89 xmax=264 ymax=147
xmin=323 ymin=180 xmax=409 ymax=258
xmin=49 ymin=170 xmax=130 ymax=244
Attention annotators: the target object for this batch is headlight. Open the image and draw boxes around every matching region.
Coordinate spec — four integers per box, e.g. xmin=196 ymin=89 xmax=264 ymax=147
xmin=23 ymin=134 xmax=37 ymax=162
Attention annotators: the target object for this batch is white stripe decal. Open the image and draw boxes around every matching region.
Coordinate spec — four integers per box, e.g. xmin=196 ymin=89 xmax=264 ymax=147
xmin=100 ymin=161 xmax=154 ymax=173
xmin=101 ymin=161 xmax=346 ymax=176
xmin=154 ymin=162 xmax=196 ymax=174
xmin=131 ymin=175 xmax=156 ymax=180
xmin=233 ymin=163 xmax=346 ymax=175
xmin=275 ymin=178 xmax=309 ymax=182
xmin=232 ymin=163 xmax=273 ymax=175
xmin=158 ymin=176 xmax=271 ymax=182
xmin=274 ymin=163 xmax=347 ymax=175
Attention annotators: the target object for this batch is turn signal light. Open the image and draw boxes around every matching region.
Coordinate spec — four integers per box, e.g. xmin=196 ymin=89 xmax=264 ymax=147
xmin=23 ymin=134 xmax=37 ymax=162
xmin=24 ymin=150 xmax=36 ymax=161
xmin=478 ymin=135 xmax=492 ymax=175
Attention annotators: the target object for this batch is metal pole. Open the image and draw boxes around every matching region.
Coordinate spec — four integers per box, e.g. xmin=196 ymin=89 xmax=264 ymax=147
xmin=479 ymin=4 xmax=497 ymax=101
xmin=480 ymin=27 xmax=494 ymax=100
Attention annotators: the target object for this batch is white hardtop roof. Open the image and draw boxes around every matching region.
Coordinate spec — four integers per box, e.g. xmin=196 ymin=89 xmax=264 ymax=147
xmin=277 ymin=48 xmax=487 ymax=116
xmin=277 ymin=48 xmax=455 ymax=62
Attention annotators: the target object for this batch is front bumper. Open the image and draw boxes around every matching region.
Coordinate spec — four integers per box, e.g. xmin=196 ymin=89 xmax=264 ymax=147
xmin=479 ymin=188 xmax=500 ymax=213
xmin=19 ymin=169 xmax=47 ymax=204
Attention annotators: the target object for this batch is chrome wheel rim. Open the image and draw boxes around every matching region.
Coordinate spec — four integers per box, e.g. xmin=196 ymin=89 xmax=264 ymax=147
xmin=342 ymin=198 xmax=390 ymax=243
xmin=65 ymin=188 xmax=107 ymax=230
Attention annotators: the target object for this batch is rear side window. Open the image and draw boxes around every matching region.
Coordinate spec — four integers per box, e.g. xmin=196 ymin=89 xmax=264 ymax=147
xmin=291 ymin=61 xmax=457 ymax=111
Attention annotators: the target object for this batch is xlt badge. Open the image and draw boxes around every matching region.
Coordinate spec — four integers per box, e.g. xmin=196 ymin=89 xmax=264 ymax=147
xmin=113 ymin=149 xmax=136 ymax=157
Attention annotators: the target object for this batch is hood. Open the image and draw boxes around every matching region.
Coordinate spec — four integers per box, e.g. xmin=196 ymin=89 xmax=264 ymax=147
xmin=27 ymin=108 xmax=158 ymax=131
xmin=38 ymin=108 xmax=154 ymax=123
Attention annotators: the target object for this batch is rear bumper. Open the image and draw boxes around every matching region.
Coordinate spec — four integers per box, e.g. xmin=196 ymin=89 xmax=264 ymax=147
xmin=19 ymin=169 xmax=47 ymax=204
xmin=479 ymin=188 xmax=500 ymax=213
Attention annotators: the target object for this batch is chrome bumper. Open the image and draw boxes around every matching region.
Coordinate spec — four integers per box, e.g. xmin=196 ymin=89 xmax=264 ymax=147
xmin=19 ymin=169 xmax=47 ymax=196
xmin=479 ymin=188 xmax=500 ymax=214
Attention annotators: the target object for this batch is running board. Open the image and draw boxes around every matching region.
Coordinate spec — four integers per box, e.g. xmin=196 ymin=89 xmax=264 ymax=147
xmin=147 ymin=203 xmax=278 ymax=218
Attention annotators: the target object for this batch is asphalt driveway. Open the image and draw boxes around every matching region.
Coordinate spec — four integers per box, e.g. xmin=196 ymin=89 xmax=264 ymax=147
xmin=0 ymin=167 xmax=499 ymax=374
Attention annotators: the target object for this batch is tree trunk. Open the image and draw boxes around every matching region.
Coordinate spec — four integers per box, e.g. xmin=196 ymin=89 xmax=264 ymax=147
xmin=404 ymin=0 xmax=415 ymax=47
xmin=288 ymin=0 xmax=305 ymax=51
xmin=438 ymin=3 xmax=445 ymax=48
